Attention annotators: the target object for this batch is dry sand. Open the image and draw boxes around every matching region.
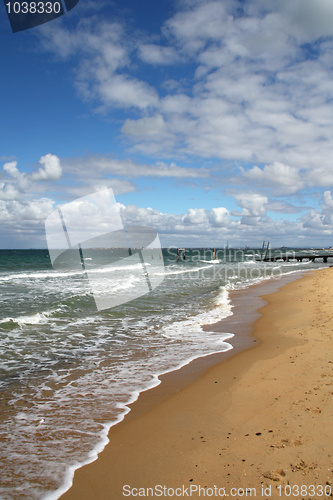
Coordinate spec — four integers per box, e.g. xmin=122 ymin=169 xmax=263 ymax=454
xmin=60 ymin=268 xmax=333 ymax=499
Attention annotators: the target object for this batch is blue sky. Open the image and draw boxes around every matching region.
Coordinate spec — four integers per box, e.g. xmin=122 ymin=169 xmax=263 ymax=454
xmin=1 ymin=0 xmax=333 ymax=248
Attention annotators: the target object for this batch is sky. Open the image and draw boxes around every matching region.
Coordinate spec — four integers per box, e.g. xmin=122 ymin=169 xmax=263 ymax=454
xmin=1 ymin=0 xmax=333 ymax=248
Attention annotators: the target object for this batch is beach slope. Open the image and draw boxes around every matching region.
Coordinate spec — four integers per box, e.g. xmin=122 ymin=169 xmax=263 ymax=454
xmin=61 ymin=268 xmax=333 ymax=499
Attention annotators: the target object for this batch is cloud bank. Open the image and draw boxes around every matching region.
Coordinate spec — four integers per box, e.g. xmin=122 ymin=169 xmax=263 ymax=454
xmin=3 ymin=0 xmax=333 ymax=247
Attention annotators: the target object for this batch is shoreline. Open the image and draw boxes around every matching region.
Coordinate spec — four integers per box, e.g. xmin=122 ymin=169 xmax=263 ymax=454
xmin=57 ymin=268 xmax=333 ymax=499
xmin=44 ymin=272 xmax=306 ymax=500
xmin=113 ymin=270 xmax=308 ymax=424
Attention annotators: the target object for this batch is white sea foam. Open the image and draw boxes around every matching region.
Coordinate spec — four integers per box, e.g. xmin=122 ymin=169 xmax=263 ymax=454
xmin=162 ymin=286 xmax=232 ymax=342
xmin=0 ymin=262 xmax=150 ymax=284
xmin=159 ymin=264 xmax=214 ymax=276
xmin=0 ymin=270 xmax=85 ymax=282
xmin=40 ymin=335 xmax=235 ymax=500
xmin=0 ymin=309 xmax=58 ymax=327
xmin=199 ymin=259 xmax=222 ymax=263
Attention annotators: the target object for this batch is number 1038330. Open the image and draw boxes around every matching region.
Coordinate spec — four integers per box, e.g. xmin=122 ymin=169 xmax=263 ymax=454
xmin=277 ymin=484 xmax=332 ymax=497
xmin=5 ymin=2 xmax=62 ymax=14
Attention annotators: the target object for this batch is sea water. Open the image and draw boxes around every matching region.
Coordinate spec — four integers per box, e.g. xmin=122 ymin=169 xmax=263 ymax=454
xmin=0 ymin=247 xmax=330 ymax=499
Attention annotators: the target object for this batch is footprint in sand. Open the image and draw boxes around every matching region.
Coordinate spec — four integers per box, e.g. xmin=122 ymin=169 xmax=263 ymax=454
xmin=306 ymin=407 xmax=322 ymax=413
xmin=272 ymin=437 xmax=303 ymax=448
xmin=290 ymin=459 xmax=318 ymax=473
xmin=263 ymin=469 xmax=286 ymax=482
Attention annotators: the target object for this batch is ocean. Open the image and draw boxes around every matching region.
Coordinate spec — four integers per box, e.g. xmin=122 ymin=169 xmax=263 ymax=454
xmin=0 ymin=247 xmax=331 ymax=499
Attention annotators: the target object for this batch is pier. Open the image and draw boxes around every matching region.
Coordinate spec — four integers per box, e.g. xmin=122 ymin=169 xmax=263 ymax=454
xmin=259 ymin=254 xmax=332 ymax=263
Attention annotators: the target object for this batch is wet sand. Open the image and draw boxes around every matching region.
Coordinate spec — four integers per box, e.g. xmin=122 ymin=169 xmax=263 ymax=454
xmin=60 ymin=268 xmax=333 ymax=499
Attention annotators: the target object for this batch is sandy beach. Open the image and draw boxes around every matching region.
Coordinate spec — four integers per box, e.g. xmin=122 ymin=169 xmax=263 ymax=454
xmin=60 ymin=268 xmax=333 ymax=499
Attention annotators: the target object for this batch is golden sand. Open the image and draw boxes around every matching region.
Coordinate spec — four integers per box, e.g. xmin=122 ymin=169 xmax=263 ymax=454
xmin=60 ymin=268 xmax=333 ymax=499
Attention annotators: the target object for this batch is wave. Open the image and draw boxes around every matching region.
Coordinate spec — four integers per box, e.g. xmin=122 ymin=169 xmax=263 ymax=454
xmin=162 ymin=286 xmax=233 ymax=342
xmin=0 ymin=262 xmax=152 ymax=283
xmin=159 ymin=264 xmax=214 ymax=276
xmin=199 ymin=259 xmax=222 ymax=264
xmin=0 ymin=309 xmax=60 ymax=328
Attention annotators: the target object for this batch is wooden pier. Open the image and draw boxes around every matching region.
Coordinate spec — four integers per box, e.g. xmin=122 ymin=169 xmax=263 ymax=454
xmin=259 ymin=254 xmax=332 ymax=263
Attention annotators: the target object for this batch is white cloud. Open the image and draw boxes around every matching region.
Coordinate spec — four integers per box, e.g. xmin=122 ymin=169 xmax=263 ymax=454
xmin=242 ymin=162 xmax=304 ymax=194
xmin=3 ymin=161 xmax=29 ymax=191
xmin=183 ymin=208 xmax=208 ymax=225
xmin=63 ymin=179 xmax=136 ymax=199
xmin=39 ymin=19 xmax=158 ymax=112
xmin=161 ymin=94 xmax=191 ymax=114
xmin=321 ymin=190 xmax=333 ymax=226
xmin=301 ymin=209 xmax=328 ymax=231
xmin=181 ymin=206 xmax=230 ymax=229
xmin=122 ymin=115 xmax=167 ymax=137
xmin=305 ymin=164 xmax=333 ymax=188
xmin=0 ymin=186 xmax=330 ymax=248
xmin=0 ymin=155 xmax=62 ymax=207
xmin=165 ymin=1 xmax=228 ymax=49
xmin=36 ymin=1 xmax=333 ymax=194
xmin=233 ymin=192 xmax=268 ymax=226
xmin=3 ymin=161 xmax=20 ymax=178
xmin=0 ymin=197 xmax=56 ymax=248
xmin=0 ymin=164 xmax=22 ymax=200
xmin=113 ymin=201 xmax=326 ymax=248
xmin=0 ymin=182 xmax=20 ymax=201
xmin=62 ymin=156 xmax=209 ymax=179
xmin=281 ymin=0 xmax=333 ymax=41
xmin=31 ymin=154 xmax=62 ymax=181
xmin=208 ymin=207 xmax=230 ymax=227
xmin=236 ymin=193 xmax=268 ymax=217
xmin=27 ymin=1 xmax=333 ymax=248
xmin=20 ymin=198 xmax=55 ymax=221
xmin=95 ymin=74 xmax=158 ymax=110
xmin=300 ymin=190 xmax=333 ymax=233
xmin=115 ymin=0 xmax=333 ymax=187
xmin=138 ymin=44 xmax=180 ymax=65
xmin=323 ymin=190 xmax=333 ymax=210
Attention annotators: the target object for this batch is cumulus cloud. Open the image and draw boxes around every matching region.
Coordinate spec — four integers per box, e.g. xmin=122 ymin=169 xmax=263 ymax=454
xmin=242 ymin=162 xmax=304 ymax=194
xmin=26 ymin=1 xmax=333 ymax=247
xmin=232 ymin=192 xmax=268 ymax=225
xmin=183 ymin=208 xmax=208 ymax=225
xmin=323 ymin=190 xmax=333 ymax=209
xmin=3 ymin=161 xmax=29 ymax=191
xmin=20 ymin=198 xmax=56 ymax=221
xmin=36 ymin=0 xmax=333 ymax=189
xmin=321 ymin=190 xmax=333 ymax=226
xmin=0 ymin=182 xmax=20 ymax=201
xmin=0 ymin=197 xmax=56 ymax=247
xmin=208 ymin=207 xmax=230 ymax=227
xmin=181 ymin=206 xmax=230 ymax=228
xmin=113 ymin=201 xmax=324 ymax=248
xmin=0 ymin=184 xmax=330 ymax=248
xmin=39 ymin=19 xmax=158 ymax=112
xmin=3 ymin=161 xmax=21 ymax=178
xmin=120 ymin=0 xmax=333 ymax=181
xmin=305 ymin=163 xmax=333 ymax=188
xmin=234 ymin=192 xmax=268 ymax=217
xmin=31 ymin=154 xmax=62 ymax=181
xmin=0 ymin=155 xmax=62 ymax=210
